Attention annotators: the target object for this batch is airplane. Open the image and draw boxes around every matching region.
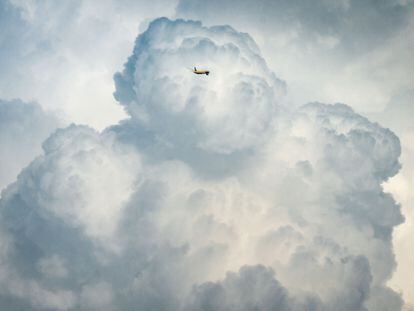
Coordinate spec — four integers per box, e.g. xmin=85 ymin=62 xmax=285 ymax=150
xmin=192 ymin=67 xmax=210 ymax=75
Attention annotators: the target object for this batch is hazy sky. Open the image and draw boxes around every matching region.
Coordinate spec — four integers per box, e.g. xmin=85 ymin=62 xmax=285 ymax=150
xmin=0 ymin=0 xmax=413 ymax=310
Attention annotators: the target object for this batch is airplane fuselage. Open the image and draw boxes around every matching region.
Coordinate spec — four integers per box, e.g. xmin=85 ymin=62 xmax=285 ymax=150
xmin=193 ymin=67 xmax=210 ymax=75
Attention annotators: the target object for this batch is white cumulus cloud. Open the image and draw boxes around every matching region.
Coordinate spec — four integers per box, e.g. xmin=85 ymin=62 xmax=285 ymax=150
xmin=0 ymin=17 xmax=405 ymax=310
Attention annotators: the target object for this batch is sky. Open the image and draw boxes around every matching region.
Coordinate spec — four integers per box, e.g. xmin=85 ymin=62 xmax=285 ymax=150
xmin=0 ymin=0 xmax=413 ymax=310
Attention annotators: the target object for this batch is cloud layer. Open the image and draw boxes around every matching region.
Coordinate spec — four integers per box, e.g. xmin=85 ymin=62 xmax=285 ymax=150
xmin=0 ymin=18 xmax=405 ymax=310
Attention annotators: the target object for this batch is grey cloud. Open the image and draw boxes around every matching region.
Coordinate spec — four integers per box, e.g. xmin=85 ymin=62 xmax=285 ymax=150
xmin=184 ymin=260 xmax=373 ymax=311
xmin=0 ymin=99 xmax=61 ymax=192
xmin=0 ymin=17 xmax=405 ymax=310
xmin=0 ymin=0 xmax=179 ymax=128
xmin=184 ymin=265 xmax=292 ymax=311
xmin=175 ymin=0 xmax=414 ymax=121
xmin=176 ymin=0 xmax=413 ymax=53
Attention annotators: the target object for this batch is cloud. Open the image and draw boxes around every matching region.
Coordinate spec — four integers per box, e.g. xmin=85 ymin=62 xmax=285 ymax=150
xmin=184 ymin=258 xmax=374 ymax=311
xmin=0 ymin=17 xmax=405 ymax=310
xmin=184 ymin=265 xmax=293 ymax=311
xmin=176 ymin=0 xmax=414 ymax=113
xmin=176 ymin=2 xmax=414 ymax=306
xmin=113 ymin=18 xmax=286 ymax=155
xmin=0 ymin=0 xmax=178 ymax=129
xmin=0 ymin=99 xmax=61 ymax=192
xmin=176 ymin=0 xmax=413 ymax=52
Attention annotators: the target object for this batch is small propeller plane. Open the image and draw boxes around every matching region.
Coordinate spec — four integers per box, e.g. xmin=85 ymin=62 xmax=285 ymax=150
xmin=192 ymin=67 xmax=210 ymax=75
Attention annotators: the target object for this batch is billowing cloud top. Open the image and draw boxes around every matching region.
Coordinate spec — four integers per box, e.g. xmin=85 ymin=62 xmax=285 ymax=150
xmin=0 ymin=18 xmax=405 ymax=310
xmin=114 ymin=18 xmax=286 ymax=154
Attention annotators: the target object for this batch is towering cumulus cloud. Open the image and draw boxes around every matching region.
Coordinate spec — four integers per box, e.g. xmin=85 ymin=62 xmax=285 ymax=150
xmin=0 ymin=18 xmax=405 ymax=310
xmin=113 ymin=18 xmax=285 ymax=155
